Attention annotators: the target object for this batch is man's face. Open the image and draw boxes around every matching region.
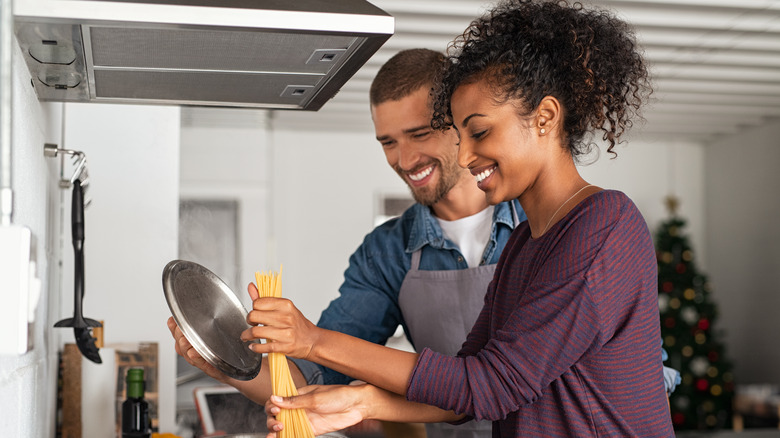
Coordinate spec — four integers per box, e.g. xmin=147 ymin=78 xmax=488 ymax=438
xmin=371 ymin=87 xmax=464 ymax=207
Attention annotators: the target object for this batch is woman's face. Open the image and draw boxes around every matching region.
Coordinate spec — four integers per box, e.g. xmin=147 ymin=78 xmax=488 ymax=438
xmin=450 ymin=79 xmax=542 ymax=204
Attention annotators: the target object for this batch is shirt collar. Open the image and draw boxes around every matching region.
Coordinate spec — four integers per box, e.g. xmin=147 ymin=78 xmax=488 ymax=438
xmin=405 ymin=201 xmax=519 ymax=253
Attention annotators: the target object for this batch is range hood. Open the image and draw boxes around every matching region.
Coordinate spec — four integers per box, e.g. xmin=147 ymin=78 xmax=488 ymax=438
xmin=13 ymin=0 xmax=393 ymax=110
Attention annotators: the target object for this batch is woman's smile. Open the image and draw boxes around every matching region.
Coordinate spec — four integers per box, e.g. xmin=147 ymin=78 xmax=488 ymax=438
xmin=472 ymin=165 xmax=496 ymax=189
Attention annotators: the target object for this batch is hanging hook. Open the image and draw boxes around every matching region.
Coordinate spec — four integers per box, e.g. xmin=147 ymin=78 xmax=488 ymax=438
xmin=43 ymin=143 xmax=91 ymax=206
xmin=43 ymin=143 xmax=89 ymax=186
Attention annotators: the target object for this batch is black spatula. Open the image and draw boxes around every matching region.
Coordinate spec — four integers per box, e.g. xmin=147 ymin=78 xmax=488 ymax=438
xmin=55 ymin=179 xmax=102 ymax=364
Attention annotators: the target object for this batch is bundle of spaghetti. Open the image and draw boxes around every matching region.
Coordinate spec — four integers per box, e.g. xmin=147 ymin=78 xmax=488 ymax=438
xmin=255 ymin=268 xmax=316 ymax=438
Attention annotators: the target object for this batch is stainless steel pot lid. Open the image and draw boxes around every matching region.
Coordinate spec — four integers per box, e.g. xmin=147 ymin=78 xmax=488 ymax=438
xmin=162 ymin=259 xmax=262 ymax=381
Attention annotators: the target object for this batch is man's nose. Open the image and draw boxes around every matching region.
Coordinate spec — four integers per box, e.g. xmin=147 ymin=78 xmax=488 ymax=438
xmin=397 ymin=139 xmax=422 ymax=170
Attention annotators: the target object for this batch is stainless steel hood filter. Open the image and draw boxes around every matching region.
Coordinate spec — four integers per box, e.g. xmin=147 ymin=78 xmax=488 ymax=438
xmin=14 ymin=0 xmax=393 ymax=110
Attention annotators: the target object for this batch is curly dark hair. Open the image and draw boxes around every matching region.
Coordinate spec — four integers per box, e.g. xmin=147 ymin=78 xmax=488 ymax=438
xmin=432 ymin=0 xmax=651 ymax=157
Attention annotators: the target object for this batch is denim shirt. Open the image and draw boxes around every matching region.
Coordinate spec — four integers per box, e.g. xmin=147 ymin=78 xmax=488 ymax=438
xmin=291 ymin=200 xmax=525 ymax=385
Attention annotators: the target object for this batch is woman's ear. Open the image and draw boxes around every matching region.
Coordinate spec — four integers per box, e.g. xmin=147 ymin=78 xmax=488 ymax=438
xmin=536 ymin=96 xmax=561 ymax=136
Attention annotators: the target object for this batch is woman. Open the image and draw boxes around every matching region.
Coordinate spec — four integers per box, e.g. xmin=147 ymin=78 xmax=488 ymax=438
xmin=249 ymin=0 xmax=674 ymax=436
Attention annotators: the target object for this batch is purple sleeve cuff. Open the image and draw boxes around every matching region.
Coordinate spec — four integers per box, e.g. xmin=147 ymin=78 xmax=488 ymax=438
xmin=407 ymin=347 xmax=441 ymax=403
xmin=407 ymin=348 xmax=474 ymax=425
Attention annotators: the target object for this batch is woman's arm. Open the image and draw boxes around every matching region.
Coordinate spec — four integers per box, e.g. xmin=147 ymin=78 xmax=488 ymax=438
xmin=242 ymin=296 xmax=419 ymax=395
xmin=265 ymin=383 xmax=464 ymax=437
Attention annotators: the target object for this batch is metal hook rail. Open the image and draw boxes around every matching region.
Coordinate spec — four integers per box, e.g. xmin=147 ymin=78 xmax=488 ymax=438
xmin=43 ymin=143 xmax=90 ymax=189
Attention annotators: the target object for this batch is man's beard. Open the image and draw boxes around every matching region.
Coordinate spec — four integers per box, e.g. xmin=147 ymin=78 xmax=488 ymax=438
xmin=398 ymin=158 xmax=462 ymax=207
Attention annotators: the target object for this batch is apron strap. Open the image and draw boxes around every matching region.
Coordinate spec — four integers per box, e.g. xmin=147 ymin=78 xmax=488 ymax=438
xmin=411 ymin=202 xmax=517 ymax=273
xmin=410 ymin=249 xmax=422 ymax=271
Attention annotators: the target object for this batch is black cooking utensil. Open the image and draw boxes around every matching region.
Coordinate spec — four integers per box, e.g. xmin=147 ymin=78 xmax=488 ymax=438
xmin=55 ymin=179 xmax=102 ymax=363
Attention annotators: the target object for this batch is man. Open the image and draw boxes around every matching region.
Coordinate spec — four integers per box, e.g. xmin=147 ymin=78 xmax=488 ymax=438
xmin=170 ymin=48 xmax=519 ymax=438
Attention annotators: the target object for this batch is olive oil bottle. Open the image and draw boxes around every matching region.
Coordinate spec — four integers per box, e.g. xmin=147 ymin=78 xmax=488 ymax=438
xmin=121 ymin=368 xmax=151 ymax=438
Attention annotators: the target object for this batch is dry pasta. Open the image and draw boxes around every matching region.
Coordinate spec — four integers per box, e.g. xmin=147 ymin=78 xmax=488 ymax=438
xmin=255 ymin=267 xmax=316 ymax=438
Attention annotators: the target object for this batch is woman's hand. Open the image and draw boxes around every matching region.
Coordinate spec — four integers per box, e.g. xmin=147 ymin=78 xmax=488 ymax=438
xmin=265 ymin=384 xmax=369 ymax=437
xmin=167 ymin=316 xmax=228 ymax=383
xmin=241 ymin=283 xmax=321 ymax=360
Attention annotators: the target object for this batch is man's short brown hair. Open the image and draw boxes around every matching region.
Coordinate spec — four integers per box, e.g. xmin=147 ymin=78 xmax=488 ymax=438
xmin=369 ymin=48 xmax=446 ymax=106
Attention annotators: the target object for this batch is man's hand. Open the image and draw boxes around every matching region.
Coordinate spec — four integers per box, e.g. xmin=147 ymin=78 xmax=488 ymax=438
xmin=167 ymin=316 xmax=228 ymax=383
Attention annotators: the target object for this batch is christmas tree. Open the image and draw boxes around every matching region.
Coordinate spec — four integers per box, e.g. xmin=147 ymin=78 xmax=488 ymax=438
xmin=656 ymin=196 xmax=735 ymax=430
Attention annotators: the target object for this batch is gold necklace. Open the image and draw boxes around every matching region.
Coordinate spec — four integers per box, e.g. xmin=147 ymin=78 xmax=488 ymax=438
xmin=540 ymin=184 xmax=594 ymax=236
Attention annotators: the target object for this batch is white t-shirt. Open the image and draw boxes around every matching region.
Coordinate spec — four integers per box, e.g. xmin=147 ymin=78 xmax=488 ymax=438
xmin=436 ymin=205 xmax=495 ymax=268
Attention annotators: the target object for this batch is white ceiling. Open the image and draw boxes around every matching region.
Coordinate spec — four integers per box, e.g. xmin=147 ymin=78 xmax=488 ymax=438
xmin=187 ymin=0 xmax=780 ymax=145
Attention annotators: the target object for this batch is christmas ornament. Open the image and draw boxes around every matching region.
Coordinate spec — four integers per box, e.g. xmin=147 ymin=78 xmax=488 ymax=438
xmin=689 ymin=356 xmax=709 ymax=376
xmin=681 ymin=306 xmax=698 ymax=325
xmin=658 ymin=294 xmax=669 ymax=312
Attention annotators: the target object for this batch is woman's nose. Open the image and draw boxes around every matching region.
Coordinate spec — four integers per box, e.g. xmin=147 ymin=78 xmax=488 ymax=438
xmin=457 ymin=139 xmax=475 ymax=170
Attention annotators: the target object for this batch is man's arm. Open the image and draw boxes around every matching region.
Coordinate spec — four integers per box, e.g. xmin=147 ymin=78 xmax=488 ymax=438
xmin=170 ymin=217 xmax=410 ymax=400
xmin=167 ymin=316 xmax=306 ymax=404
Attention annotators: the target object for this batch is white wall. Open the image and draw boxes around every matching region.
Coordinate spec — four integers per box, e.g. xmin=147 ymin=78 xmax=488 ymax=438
xmin=0 ymin=40 xmax=63 ymax=438
xmin=179 ymin=120 xmax=270 ymax=310
xmin=61 ymin=103 xmax=181 ymax=433
xmin=705 ymin=119 xmax=780 ymax=385
xmin=271 ymin=126 xmax=406 ymax=321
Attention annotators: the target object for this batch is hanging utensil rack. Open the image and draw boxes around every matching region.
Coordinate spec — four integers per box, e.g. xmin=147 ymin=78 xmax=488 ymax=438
xmin=43 ymin=142 xmax=89 ymax=191
xmin=45 ymin=142 xmax=102 ymax=363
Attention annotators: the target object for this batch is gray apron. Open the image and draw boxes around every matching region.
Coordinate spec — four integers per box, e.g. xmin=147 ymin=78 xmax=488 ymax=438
xmin=397 ymin=205 xmax=519 ymax=438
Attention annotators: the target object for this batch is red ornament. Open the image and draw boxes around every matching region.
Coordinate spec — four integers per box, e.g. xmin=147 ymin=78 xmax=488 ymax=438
xmin=676 ymin=263 xmax=687 ymax=274
xmin=662 ymin=282 xmax=674 ymax=293
xmin=664 ymin=317 xmax=676 ymax=328
xmin=672 ymin=412 xmax=686 ymax=425
xmin=698 ymin=318 xmax=710 ymax=330
xmin=696 ymin=378 xmax=709 ymax=391
xmin=708 ymin=350 xmax=719 ymax=362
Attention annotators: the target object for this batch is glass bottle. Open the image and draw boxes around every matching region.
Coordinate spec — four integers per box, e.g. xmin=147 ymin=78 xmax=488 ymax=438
xmin=121 ymin=368 xmax=151 ymax=438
